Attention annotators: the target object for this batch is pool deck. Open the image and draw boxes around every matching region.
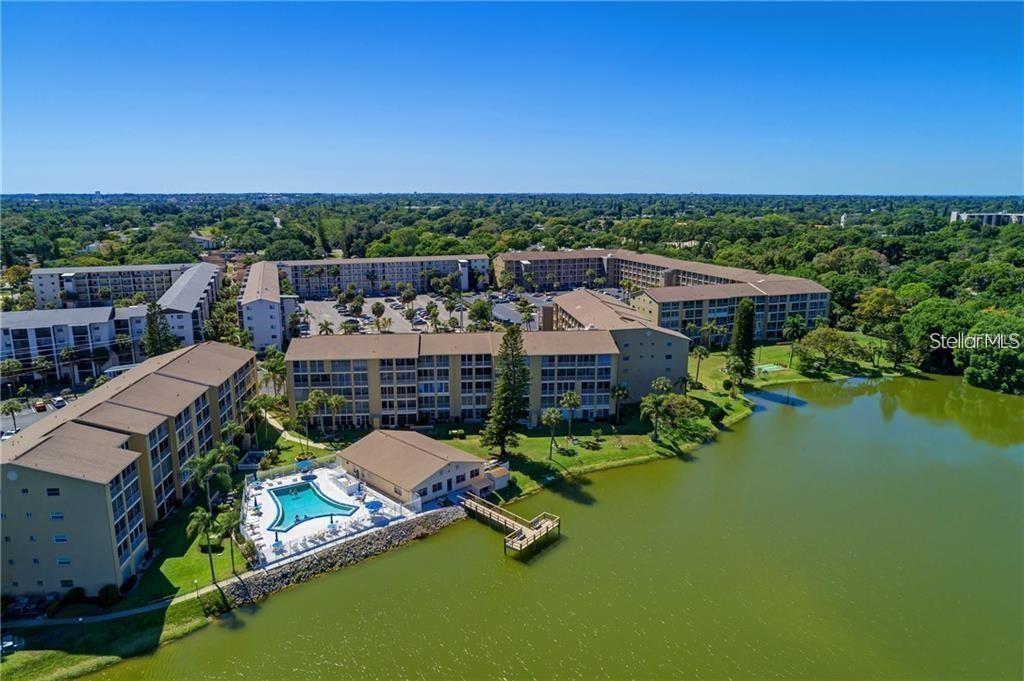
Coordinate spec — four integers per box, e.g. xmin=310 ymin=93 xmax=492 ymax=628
xmin=243 ymin=467 xmax=416 ymax=564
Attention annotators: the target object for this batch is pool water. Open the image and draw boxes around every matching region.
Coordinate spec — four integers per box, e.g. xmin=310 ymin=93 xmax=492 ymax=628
xmin=268 ymin=482 xmax=358 ymax=532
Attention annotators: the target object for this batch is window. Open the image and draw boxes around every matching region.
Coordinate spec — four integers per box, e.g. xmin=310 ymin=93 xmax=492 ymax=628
xmin=21 ymin=488 xmax=28 ymax=495
xmin=431 ymin=482 xmax=443 ymax=493
xmin=455 ymin=474 xmax=466 ymax=484
xmin=665 ymin=355 xmax=672 ymax=360
xmin=46 ymin=488 xmax=61 ymax=497
xmin=53 ymin=535 xmax=68 ymax=544
xmin=7 ymin=559 xmax=13 ymax=565
xmin=57 ymin=557 xmax=72 ymax=566
xmin=470 ymin=468 xmax=480 ymax=478
xmin=32 ymin=558 xmax=39 ymax=564
xmin=60 ymin=579 xmax=74 ymax=588
xmin=416 ymin=488 xmax=428 ymax=497
xmin=50 ymin=512 xmax=64 ymax=521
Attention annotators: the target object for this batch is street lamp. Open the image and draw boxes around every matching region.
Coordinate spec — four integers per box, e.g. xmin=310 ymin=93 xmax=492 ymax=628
xmin=193 ymin=578 xmax=199 ymax=600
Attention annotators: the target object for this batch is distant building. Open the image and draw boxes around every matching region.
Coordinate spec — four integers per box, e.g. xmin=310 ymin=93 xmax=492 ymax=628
xmin=241 ymin=254 xmax=488 ymax=351
xmin=238 ymin=261 xmax=298 ymax=354
xmin=950 ymin=211 xmax=1024 ymax=226
xmin=190 ymin=233 xmax=222 ymax=250
xmin=1 ymin=342 xmax=257 ymax=597
xmin=0 ymin=306 xmax=147 ymax=383
xmin=31 ymin=263 xmax=198 ymax=309
xmin=552 ymin=289 xmax=689 ymax=399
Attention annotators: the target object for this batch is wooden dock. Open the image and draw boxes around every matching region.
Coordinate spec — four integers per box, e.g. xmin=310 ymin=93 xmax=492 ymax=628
xmin=461 ymin=493 xmax=561 ymax=556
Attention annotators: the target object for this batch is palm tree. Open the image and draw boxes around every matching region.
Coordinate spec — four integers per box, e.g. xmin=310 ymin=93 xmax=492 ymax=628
xmin=651 ymin=376 xmax=673 ymax=393
xmin=327 ymin=394 xmax=347 ymax=433
xmin=318 ymin=320 xmax=335 ymax=336
xmin=243 ymin=394 xmax=273 ymax=449
xmin=559 ymin=390 xmax=581 ymax=442
xmin=699 ymin=321 xmax=718 ymax=347
xmin=516 ymin=299 xmax=535 ymax=330
xmin=261 ymin=350 xmax=286 ymax=396
xmin=220 ymin=420 xmax=243 ymax=447
xmin=1 ymin=399 xmax=24 ymax=430
xmin=782 ymin=314 xmax=807 ymax=367
xmin=295 ymin=401 xmax=314 ymax=456
xmin=214 ymin=509 xmax=241 ymax=574
xmin=640 ymin=393 xmax=668 ymax=442
xmin=114 ymin=333 xmax=135 ymax=364
xmin=610 ymin=384 xmax=629 ymax=424
xmin=691 ymin=345 xmax=710 ymax=384
xmin=184 ymin=450 xmax=231 ymax=515
xmin=378 ymin=316 xmax=393 ymax=333
xmin=32 ymin=356 xmax=54 ymax=387
xmin=371 ymin=301 xmax=386 ymax=331
xmin=186 ymin=506 xmax=217 ymax=584
xmin=541 ymin=407 xmax=563 ymax=459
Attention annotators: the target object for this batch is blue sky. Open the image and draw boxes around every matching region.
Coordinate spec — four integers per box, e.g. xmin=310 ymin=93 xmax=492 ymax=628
xmin=2 ymin=2 xmax=1021 ymax=194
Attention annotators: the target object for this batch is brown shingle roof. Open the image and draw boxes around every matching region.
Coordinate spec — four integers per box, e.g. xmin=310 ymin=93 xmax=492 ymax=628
xmin=644 ymin=277 xmax=829 ymax=303
xmin=337 ymin=430 xmax=482 ymax=491
xmin=108 ymin=374 xmax=208 ymax=417
xmin=8 ymin=422 xmax=138 ymax=484
xmin=239 ymin=260 xmax=281 ymax=305
xmin=78 ymin=402 xmax=168 ymax=435
xmin=285 ymin=334 xmax=420 ymax=361
xmin=281 ymin=254 xmax=488 ymax=267
xmin=1 ymin=342 xmax=255 ymax=474
xmin=285 ymin=330 xmax=620 ymax=363
xmin=522 ymin=330 xmax=619 ymax=356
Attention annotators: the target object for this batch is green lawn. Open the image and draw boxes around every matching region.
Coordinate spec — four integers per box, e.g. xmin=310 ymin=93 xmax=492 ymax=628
xmin=2 ymin=599 xmax=209 ymax=681
xmin=113 ymin=503 xmax=238 ymax=610
xmin=689 ymin=333 xmax=913 ymax=393
xmin=436 ymin=396 xmax=750 ymax=500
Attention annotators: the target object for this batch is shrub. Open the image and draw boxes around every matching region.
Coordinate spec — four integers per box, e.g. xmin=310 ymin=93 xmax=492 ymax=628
xmin=98 ymin=584 xmax=121 ymax=607
xmin=722 ymin=379 xmax=733 ymax=392
xmin=45 ymin=600 xmax=62 ymax=618
xmin=63 ymin=587 xmax=86 ymax=605
xmin=120 ymin=574 xmax=138 ymax=594
xmin=199 ymin=589 xmax=231 ymax=616
xmin=705 ymin=404 xmax=726 ymax=423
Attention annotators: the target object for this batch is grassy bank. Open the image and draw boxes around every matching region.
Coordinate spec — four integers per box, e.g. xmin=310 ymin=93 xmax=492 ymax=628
xmin=438 ymin=390 xmax=753 ymax=500
xmin=689 ymin=334 xmax=915 ymax=393
xmin=1 ymin=599 xmax=209 ymax=681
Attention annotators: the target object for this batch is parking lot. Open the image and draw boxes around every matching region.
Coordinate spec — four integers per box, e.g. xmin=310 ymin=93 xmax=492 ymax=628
xmin=297 ymin=290 xmax=553 ymax=337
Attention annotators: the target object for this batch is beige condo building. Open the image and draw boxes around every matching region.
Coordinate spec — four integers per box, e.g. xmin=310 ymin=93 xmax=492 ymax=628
xmin=496 ymin=248 xmax=830 ymax=344
xmin=285 ymin=325 xmax=688 ymax=430
xmin=1 ymin=342 xmax=257 ymax=597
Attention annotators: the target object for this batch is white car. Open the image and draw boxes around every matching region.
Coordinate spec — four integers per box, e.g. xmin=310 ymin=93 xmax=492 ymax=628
xmin=51 ymin=396 xmax=68 ymax=409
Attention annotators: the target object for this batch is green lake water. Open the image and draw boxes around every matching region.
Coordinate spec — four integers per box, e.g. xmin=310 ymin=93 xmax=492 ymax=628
xmin=89 ymin=375 xmax=1023 ymax=680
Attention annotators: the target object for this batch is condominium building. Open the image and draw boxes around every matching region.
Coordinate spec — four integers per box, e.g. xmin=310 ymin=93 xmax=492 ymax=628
xmin=32 ymin=263 xmax=198 ymax=309
xmin=1 ymin=342 xmax=257 ymax=597
xmin=154 ymin=263 xmax=222 ymax=346
xmin=238 ymin=261 xmax=299 ymax=354
xmin=0 ymin=306 xmax=147 ymax=383
xmin=551 ymin=289 xmax=690 ymax=399
xmin=950 ymin=211 xmax=1024 ymax=226
xmin=497 ymin=248 xmax=830 ymax=344
xmin=494 ymin=248 xmax=824 ymax=292
xmin=238 ymin=255 xmax=486 ymax=352
xmin=286 ymin=327 xmax=687 ymax=430
xmin=279 ymin=254 xmax=489 ymax=299
xmin=630 ymin=279 xmax=830 ymax=344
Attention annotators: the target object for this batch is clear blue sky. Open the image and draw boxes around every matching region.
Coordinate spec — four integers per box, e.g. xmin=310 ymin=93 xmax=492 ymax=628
xmin=2 ymin=2 xmax=1021 ymax=194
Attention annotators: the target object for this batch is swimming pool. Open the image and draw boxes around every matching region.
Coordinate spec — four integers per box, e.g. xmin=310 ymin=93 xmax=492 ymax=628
xmin=268 ymin=481 xmax=358 ymax=532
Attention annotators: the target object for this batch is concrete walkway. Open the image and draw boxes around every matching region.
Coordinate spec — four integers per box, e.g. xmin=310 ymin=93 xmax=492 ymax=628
xmin=263 ymin=413 xmax=329 ymax=451
xmin=2 ymin=570 xmax=262 ymax=629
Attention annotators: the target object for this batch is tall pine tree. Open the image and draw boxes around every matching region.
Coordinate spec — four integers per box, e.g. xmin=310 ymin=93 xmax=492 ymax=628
xmin=728 ymin=298 xmax=756 ymax=379
xmin=141 ymin=302 xmax=181 ymax=357
xmin=480 ymin=325 xmax=531 ymax=456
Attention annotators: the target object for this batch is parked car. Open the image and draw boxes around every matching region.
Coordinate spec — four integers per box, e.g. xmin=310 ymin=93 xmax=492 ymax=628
xmin=32 ymin=400 xmax=47 ymax=413
xmin=51 ymin=396 xmax=67 ymax=409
